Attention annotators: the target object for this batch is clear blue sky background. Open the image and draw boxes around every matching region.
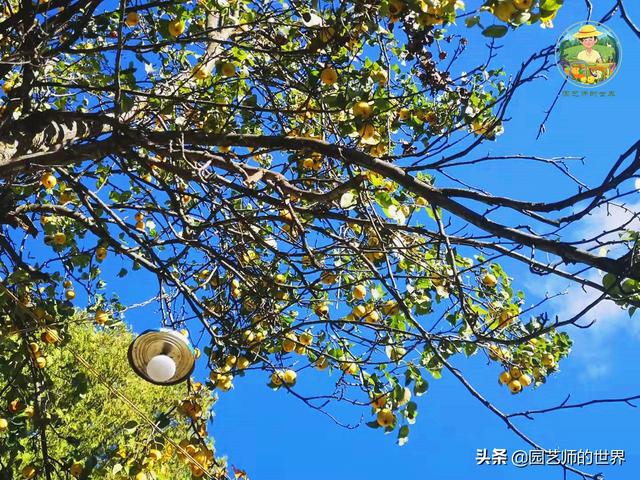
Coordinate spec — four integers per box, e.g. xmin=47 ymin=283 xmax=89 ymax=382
xmin=69 ymin=2 xmax=640 ymax=479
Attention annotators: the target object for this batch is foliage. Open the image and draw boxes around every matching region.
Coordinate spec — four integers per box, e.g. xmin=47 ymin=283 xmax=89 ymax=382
xmin=0 ymin=293 xmax=220 ymax=479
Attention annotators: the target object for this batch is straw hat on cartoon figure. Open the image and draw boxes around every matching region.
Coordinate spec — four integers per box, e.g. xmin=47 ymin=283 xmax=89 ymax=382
xmin=574 ymin=24 xmax=604 ymax=64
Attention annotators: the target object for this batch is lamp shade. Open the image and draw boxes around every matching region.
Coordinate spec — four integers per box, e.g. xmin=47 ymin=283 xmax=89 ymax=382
xmin=128 ymin=328 xmax=196 ymax=385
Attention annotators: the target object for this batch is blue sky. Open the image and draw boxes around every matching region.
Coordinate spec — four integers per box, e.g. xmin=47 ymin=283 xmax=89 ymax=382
xmin=24 ymin=1 xmax=640 ymax=478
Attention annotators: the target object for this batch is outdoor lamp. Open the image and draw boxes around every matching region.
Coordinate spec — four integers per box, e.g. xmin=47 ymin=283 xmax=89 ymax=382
xmin=128 ymin=328 xmax=195 ymax=385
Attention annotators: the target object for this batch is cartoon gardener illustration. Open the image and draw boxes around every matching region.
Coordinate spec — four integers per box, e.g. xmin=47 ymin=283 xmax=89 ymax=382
xmin=574 ymin=24 xmax=604 ymax=64
xmin=556 ymin=21 xmax=621 ymax=87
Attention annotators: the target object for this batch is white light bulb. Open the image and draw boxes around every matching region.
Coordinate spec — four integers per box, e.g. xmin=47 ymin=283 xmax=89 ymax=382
xmin=146 ymin=354 xmax=176 ymax=383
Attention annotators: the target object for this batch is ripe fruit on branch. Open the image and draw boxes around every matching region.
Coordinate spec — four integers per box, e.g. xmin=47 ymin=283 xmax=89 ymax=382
xmin=508 ymin=379 xmax=522 ymax=394
xmin=125 ymin=11 xmax=139 ymax=27
xmin=41 ymin=328 xmax=59 ymax=344
xmin=376 ymin=408 xmax=395 ymax=427
xmin=315 ymin=356 xmax=329 ymax=370
xmin=282 ymin=369 xmax=297 ymax=385
xmin=320 ymin=67 xmax=337 ymax=85
xmin=53 ymin=232 xmax=66 ymax=245
xmin=352 ymin=284 xmax=367 ymax=300
xmin=40 ymin=172 xmax=57 ymax=189
xmin=482 ymin=273 xmax=498 ymax=288
xmin=95 ymin=309 xmax=108 ymax=325
xmin=370 ymin=69 xmax=388 ymax=86
xmin=22 ymin=465 xmax=37 ymax=479
xmin=95 ymin=246 xmax=107 ymax=261
xmin=352 ymin=101 xmax=372 ymax=119
xmin=168 ymin=19 xmax=186 ymax=37
xmin=193 ymin=64 xmax=209 ymax=80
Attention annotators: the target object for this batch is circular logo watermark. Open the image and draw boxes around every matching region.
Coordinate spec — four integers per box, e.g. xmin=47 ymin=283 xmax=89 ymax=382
xmin=555 ymin=21 xmax=621 ymax=88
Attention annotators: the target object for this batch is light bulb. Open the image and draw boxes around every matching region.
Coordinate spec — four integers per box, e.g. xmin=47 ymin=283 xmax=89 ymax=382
xmin=146 ymin=354 xmax=176 ymax=383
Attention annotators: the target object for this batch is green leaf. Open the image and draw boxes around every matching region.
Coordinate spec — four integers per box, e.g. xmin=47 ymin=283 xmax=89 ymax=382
xmin=397 ymin=425 xmax=409 ymax=446
xmin=482 ymin=25 xmax=508 ymax=38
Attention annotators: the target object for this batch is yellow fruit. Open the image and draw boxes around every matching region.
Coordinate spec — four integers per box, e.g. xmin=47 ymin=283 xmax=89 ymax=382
xmin=382 ymin=300 xmax=399 ymax=315
xmin=519 ymin=374 xmax=532 ymax=387
xmin=542 ymin=353 xmax=555 ymax=367
xmin=40 ymin=172 xmax=57 ymax=189
xmin=282 ymin=369 xmax=297 ymax=385
xmin=364 ymin=310 xmax=379 ymax=324
xmin=508 ymin=379 xmax=522 ymax=394
xmin=242 ymin=330 xmax=255 ymax=343
xmin=482 ymin=273 xmax=498 ymax=288
xmin=95 ymin=309 xmax=108 ymax=325
xmin=314 ymin=303 xmax=329 ymax=317
xmin=491 ymin=1 xmax=518 ymax=22
xmin=124 ymin=11 xmax=139 ymax=27
xmin=509 ymin=367 xmax=522 ymax=379
xmin=320 ymin=67 xmax=338 ymax=85
xmin=398 ymin=108 xmax=411 ymax=120
xmin=271 ymin=371 xmax=283 ymax=386
xmin=65 ymin=289 xmax=75 ymax=300
xmin=498 ymin=371 xmax=511 ymax=385
xmin=148 ymin=449 xmax=162 ymax=461
xmin=168 ymin=19 xmax=186 ymax=37
xmin=371 ymin=393 xmax=387 ymax=409
xmin=352 ymin=284 xmax=367 ymax=300
xmin=302 ymin=157 xmax=315 ymax=170
xmin=0 ymin=418 xmax=8 ymax=432
xmin=236 ymin=356 xmax=250 ymax=370
xmin=352 ymin=101 xmax=372 ymax=119
xmin=299 ymin=332 xmax=313 ymax=346
xmin=29 ymin=342 xmax=40 ymax=354
xmin=53 ymin=232 xmax=66 ymax=245
xmin=216 ymin=375 xmax=233 ymax=391
xmin=341 ymin=361 xmax=358 ymax=375
xmin=22 ymin=465 xmax=37 ymax=479
xmin=134 ymin=212 xmax=144 ymax=222
xmin=96 ymin=246 xmax=107 ymax=261
xmin=70 ymin=462 xmax=83 ymax=477
xmin=315 ymin=356 xmax=329 ymax=370
xmin=225 ymin=355 xmax=237 ymax=367
xmin=281 ymin=335 xmax=295 ymax=353
xmin=358 ymin=123 xmax=376 ymax=140
xmin=35 ymin=356 xmax=46 ymax=369
xmin=388 ymin=0 xmax=405 ymax=16
xmin=41 ymin=328 xmax=59 ymax=344
xmin=220 ymin=62 xmax=236 ymax=77
xmin=63 ymin=279 xmax=72 ymax=288
xmin=8 ymin=399 xmax=22 ymax=413
xmin=135 ymin=221 xmax=145 ymax=231
xmin=193 ymin=65 xmax=209 ymax=80
xmin=376 ymin=408 xmax=395 ymax=427
xmin=371 ymin=70 xmax=388 ymax=85
xmin=23 ymin=406 xmax=34 ymax=418
xmin=352 ymin=304 xmax=367 ymax=318
xmin=513 ymin=0 xmax=533 ymax=10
